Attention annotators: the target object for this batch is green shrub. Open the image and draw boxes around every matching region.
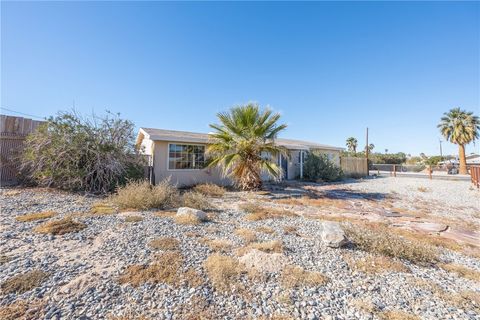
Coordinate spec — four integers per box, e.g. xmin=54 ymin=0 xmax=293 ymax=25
xmin=303 ymin=152 xmax=343 ymax=182
xmin=20 ymin=111 xmax=144 ymax=194
xmin=110 ymin=180 xmax=180 ymax=210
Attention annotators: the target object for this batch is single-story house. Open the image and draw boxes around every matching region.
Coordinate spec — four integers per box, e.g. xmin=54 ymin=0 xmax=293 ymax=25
xmin=136 ymin=127 xmax=343 ymax=186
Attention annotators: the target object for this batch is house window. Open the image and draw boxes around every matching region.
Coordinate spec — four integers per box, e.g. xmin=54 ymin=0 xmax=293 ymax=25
xmin=168 ymin=144 xmax=206 ymax=170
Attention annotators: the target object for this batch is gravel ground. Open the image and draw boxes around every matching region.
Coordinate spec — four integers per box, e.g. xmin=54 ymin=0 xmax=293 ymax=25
xmin=0 ymin=181 xmax=479 ymax=320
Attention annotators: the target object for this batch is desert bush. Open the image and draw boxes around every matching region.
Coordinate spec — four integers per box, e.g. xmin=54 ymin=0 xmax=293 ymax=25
xmin=439 ymin=263 xmax=480 ymax=282
xmin=346 ymin=255 xmax=408 ymax=274
xmin=193 ymin=183 xmax=226 ymax=197
xmin=91 ymin=203 xmax=117 ymax=214
xmin=16 ymin=211 xmax=56 ymax=222
xmin=234 ymin=228 xmax=257 ymax=243
xmin=343 ymin=223 xmax=438 ymax=265
xmin=182 ymin=191 xmax=212 ymax=210
xmin=149 ymin=237 xmax=180 ymax=251
xmin=0 ymin=270 xmax=48 ymax=294
xmin=111 ymin=180 xmax=180 ymax=210
xmin=204 ymin=254 xmax=242 ymax=291
xmin=280 ymin=265 xmax=328 ymax=289
xmin=0 ymin=300 xmax=44 ymax=320
xmin=240 ymin=203 xmax=297 ymax=221
xmin=124 ymin=216 xmax=143 ymax=223
xmin=248 ymin=240 xmax=283 ymax=253
xmin=20 ymin=110 xmax=144 ymax=193
xmin=303 ymin=152 xmax=343 ymax=182
xmin=34 ymin=217 xmax=87 ymax=235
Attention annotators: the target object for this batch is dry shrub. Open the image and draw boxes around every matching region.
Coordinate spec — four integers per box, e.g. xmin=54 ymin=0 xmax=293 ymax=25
xmin=34 ymin=217 xmax=86 ymax=235
xmin=174 ymin=213 xmax=207 ymax=225
xmin=347 ymin=255 xmax=408 ymax=274
xmin=343 ymin=223 xmax=438 ymax=265
xmin=148 ymin=237 xmax=180 ymax=251
xmin=204 ymin=254 xmax=242 ymax=291
xmin=91 ymin=203 xmax=117 ymax=215
xmin=240 ymin=203 xmax=297 ymax=221
xmin=248 ymin=240 xmax=283 ymax=253
xmin=1 ymin=270 xmax=48 ymax=294
xmin=118 ymin=252 xmax=183 ymax=287
xmin=111 ymin=180 xmax=180 ymax=210
xmin=0 ymin=255 xmax=11 ymax=265
xmin=280 ymin=265 xmax=328 ymax=289
xmin=439 ymin=263 xmax=480 ymax=282
xmin=124 ymin=215 xmax=143 ymax=223
xmin=153 ymin=210 xmax=177 ymax=218
xmin=184 ymin=231 xmax=201 ymax=238
xmin=182 ymin=191 xmax=212 ymax=211
xmin=202 ymin=238 xmax=233 ymax=252
xmin=183 ymin=268 xmax=204 ymax=288
xmin=283 ymin=226 xmax=299 ymax=235
xmin=2 ymin=190 xmax=22 ymax=197
xmin=175 ymin=296 xmax=216 ymax=320
xmin=234 ymin=228 xmax=257 ymax=243
xmin=255 ymin=226 xmax=275 ymax=234
xmin=15 ymin=211 xmax=56 ymax=222
xmin=0 ymin=300 xmax=44 ymax=320
xmin=417 ymin=186 xmax=428 ymax=193
xmin=193 ymin=183 xmax=226 ymax=197
xmin=378 ymin=310 xmax=420 ymax=320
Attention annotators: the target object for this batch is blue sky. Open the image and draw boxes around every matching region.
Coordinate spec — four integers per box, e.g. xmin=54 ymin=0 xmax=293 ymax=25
xmin=1 ymin=1 xmax=479 ymax=156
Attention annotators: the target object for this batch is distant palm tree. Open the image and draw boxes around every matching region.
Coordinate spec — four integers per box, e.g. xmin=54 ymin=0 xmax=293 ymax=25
xmin=207 ymin=103 xmax=288 ymax=190
xmin=385 ymin=149 xmax=388 ymax=154
xmin=438 ymin=107 xmax=479 ymax=174
xmin=346 ymin=137 xmax=358 ymax=153
xmin=365 ymin=143 xmax=374 ymax=153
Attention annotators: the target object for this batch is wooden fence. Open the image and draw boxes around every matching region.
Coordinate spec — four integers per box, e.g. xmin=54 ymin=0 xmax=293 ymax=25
xmin=340 ymin=156 xmax=368 ymax=178
xmin=0 ymin=115 xmax=44 ymax=185
xmin=471 ymin=166 xmax=480 ymax=189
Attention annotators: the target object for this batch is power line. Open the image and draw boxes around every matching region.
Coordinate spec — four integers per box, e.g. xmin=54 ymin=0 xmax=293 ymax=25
xmin=0 ymin=107 xmax=46 ymax=120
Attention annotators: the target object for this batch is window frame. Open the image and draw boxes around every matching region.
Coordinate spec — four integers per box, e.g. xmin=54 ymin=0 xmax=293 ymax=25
xmin=167 ymin=143 xmax=207 ymax=171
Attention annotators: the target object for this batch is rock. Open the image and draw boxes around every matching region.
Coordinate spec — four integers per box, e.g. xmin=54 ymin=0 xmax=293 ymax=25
xmin=175 ymin=207 xmax=207 ymax=221
xmin=238 ymin=249 xmax=289 ymax=273
xmin=319 ymin=221 xmax=348 ymax=248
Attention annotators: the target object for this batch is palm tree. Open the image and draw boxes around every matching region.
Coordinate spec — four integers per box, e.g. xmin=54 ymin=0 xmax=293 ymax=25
xmin=207 ymin=103 xmax=288 ymax=190
xmin=346 ymin=137 xmax=358 ymax=153
xmin=438 ymin=107 xmax=479 ymax=174
xmin=365 ymin=143 xmax=374 ymax=153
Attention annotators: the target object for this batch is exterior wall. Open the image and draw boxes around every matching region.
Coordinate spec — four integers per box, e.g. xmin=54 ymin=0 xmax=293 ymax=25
xmin=152 ymin=141 xmax=231 ymax=186
xmin=311 ymin=149 xmax=341 ymax=167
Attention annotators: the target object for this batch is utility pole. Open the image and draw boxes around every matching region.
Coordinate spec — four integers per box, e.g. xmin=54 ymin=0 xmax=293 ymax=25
xmin=439 ymin=139 xmax=443 ymax=158
xmin=366 ymin=127 xmax=369 ymax=176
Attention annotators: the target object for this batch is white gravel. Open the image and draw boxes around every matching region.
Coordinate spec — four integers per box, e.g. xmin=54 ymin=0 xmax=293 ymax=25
xmin=0 ymin=185 xmax=479 ymax=320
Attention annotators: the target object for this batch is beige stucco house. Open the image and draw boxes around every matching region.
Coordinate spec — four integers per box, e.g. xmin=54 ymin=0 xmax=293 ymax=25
xmin=136 ymin=127 xmax=343 ymax=186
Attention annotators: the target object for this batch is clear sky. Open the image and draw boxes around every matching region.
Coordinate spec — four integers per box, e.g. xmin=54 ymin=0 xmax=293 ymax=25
xmin=1 ymin=1 xmax=479 ymax=156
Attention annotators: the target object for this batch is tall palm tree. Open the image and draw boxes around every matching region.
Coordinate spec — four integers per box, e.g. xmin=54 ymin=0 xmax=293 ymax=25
xmin=438 ymin=107 xmax=479 ymax=174
xmin=207 ymin=103 xmax=288 ymax=190
xmin=346 ymin=137 xmax=358 ymax=153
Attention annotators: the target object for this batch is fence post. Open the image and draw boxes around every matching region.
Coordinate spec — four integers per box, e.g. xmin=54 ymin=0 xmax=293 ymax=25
xmin=393 ymin=165 xmax=396 ymax=177
xmin=428 ymin=165 xmax=432 ymax=180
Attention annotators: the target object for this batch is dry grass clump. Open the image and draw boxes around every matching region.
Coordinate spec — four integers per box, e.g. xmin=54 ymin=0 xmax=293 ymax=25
xmin=277 ymin=196 xmax=350 ymax=210
xmin=174 ymin=213 xmax=208 ymax=225
xmin=439 ymin=263 xmax=480 ymax=282
xmin=1 ymin=270 xmax=48 ymax=294
xmin=118 ymin=252 xmax=183 ymax=287
xmin=202 ymin=238 xmax=233 ymax=252
xmin=0 ymin=300 xmax=44 ymax=320
xmin=283 ymin=226 xmax=299 ymax=235
xmin=204 ymin=254 xmax=243 ymax=291
xmin=193 ymin=183 xmax=226 ymax=197
xmin=347 ymin=255 xmax=409 ymax=274
xmin=183 ymin=268 xmax=204 ymax=288
xmin=248 ymin=240 xmax=283 ymax=254
xmin=378 ymin=310 xmax=420 ymax=320
xmin=417 ymin=186 xmax=428 ymax=192
xmin=15 ymin=211 xmax=56 ymax=222
xmin=0 ymin=255 xmax=11 ymax=265
xmin=255 ymin=226 xmax=275 ymax=234
xmin=111 ymin=180 xmax=180 ymax=210
xmin=240 ymin=203 xmax=297 ymax=221
xmin=182 ymin=191 xmax=213 ymax=211
xmin=91 ymin=203 xmax=117 ymax=215
xmin=153 ymin=210 xmax=177 ymax=218
xmin=34 ymin=217 xmax=86 ymax=235
xmin=343 ymin=223 xmax=438 ymax=265
xmin=280 ymin=265 xmax=328 ymax=289
xmin=234 ymin=228 xmax=257 ymax=243
xmin=148 ymin=237 xmax=180 ymax=251
xmin=124 ymin=215 xmax=143 ymax=223
xmin=2 ymin=189 xmax=22 ymax=197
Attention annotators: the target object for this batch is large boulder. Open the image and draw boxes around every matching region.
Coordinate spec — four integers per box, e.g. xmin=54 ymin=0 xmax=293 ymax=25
xmin=176 ymin=207 xmax=208 ymax=221
xmin=320 ymin=221 xmax=348 ymax=248
xmin=238 ymin=249 xmax=288 ymax=273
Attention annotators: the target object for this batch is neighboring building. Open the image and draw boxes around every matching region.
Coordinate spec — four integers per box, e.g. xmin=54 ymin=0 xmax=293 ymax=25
xmin=136 ymin=127 xmax=343 ymax=186
xmin=466 ymin=153 xmax=480 ymax=165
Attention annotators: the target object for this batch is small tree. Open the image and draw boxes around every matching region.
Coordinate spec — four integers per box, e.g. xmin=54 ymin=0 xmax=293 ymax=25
xmin=345 ymin=137 xmax=358 ymax=153
xmin=303 ymin=152 xmax=343 ymax=182
xmin=20 ymin=110 xmax=144 ymax=193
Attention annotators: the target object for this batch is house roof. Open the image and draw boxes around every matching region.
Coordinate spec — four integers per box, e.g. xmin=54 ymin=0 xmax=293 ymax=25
xmin=137 ymin=127 xmax=343 ymax=151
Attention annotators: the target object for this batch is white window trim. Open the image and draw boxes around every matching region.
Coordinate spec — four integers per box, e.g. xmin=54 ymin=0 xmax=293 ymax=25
xmin=167 ymin=142 xmax=206 ymax=171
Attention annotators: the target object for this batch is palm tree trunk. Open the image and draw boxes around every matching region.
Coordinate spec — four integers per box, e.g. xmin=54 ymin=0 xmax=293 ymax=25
xmin=458 ymin=144 xmax=467 ymax=175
